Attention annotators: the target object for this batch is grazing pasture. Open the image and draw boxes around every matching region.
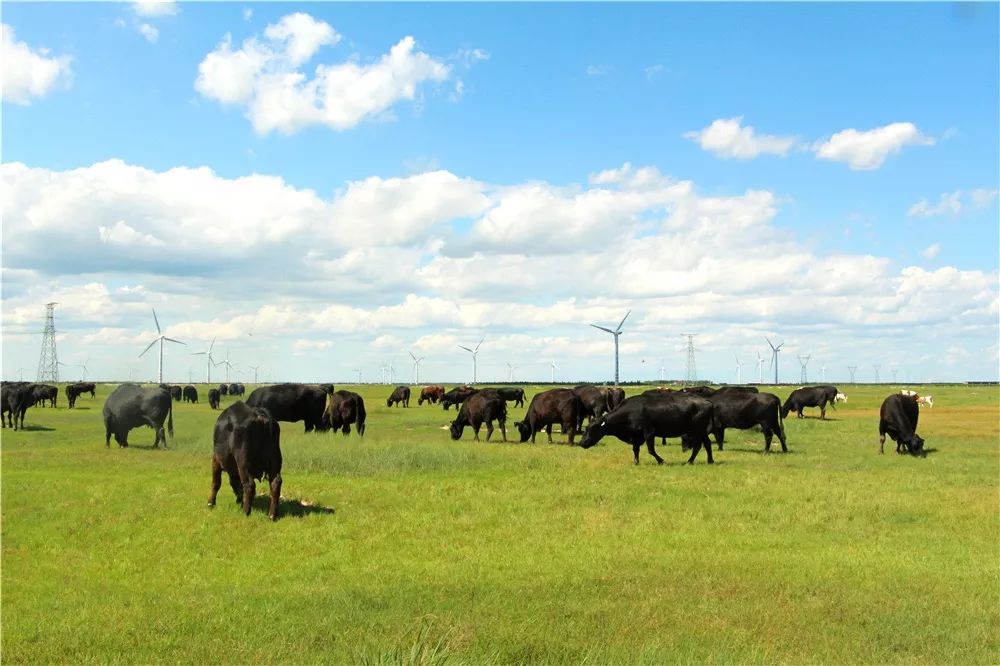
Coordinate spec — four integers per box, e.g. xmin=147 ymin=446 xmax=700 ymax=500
xmin=2 ymin=383 xmax=997 ymax=663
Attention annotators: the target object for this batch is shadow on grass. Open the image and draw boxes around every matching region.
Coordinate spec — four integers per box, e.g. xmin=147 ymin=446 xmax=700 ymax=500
xmin=721 ymin=446 xmax=798 ymax=454
xmin=16 ymin=424 xmax=57 ymax=432
xmin=250 ymin=495 xmax=336 ymax=518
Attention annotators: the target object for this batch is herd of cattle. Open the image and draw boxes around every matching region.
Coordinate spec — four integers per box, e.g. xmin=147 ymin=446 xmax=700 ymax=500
xmin=2 ymin=379 xmax=933 ymax=520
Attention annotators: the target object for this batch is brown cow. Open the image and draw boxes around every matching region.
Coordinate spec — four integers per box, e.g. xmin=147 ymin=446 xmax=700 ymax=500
xmin=418 ymin=385 xmax=446 ymax=405
xmin=514 ymin=388 xmax=583 ymax=445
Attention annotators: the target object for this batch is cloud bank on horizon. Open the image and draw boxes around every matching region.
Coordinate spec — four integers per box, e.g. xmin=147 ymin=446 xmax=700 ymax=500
xmin=2 ymin=4 xmax=997 ymax=383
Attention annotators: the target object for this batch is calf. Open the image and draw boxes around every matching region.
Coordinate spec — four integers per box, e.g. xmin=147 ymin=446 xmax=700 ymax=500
xmin=208 ymin=388 xmax=221 ymax=410
xmin=879 ymin=394 xmax=926 ymax=456
xmin=208 ymin=402 xmax=282 ymax=520
xmin=326 ymin=390 xmax=367 ymax=436
xmin=781 ymin=385 xmax=840 ymax=419
xmin=492 ymin=387 xmax=526 ymax=408
xmin=450 ymin=389 xmax=507 ymax=442
xmin=917 ymin=395 xmax=934 ymax=408
xmin=386 ymin=386 xmax=411 ymax=408
xmin=708 ymin=391 xmax=787 ymax=452
xmin=418 ymin=385 xmax=446 ymax=405
xmin=514 ymin=388 xmax=581 ymax=445
xmin=579 ymin=393 xmax=715 ymax=465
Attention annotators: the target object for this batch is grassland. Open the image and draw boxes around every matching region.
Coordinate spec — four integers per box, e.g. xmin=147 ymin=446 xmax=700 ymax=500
xmin=2 ymin=382 xmax=997 ymax=664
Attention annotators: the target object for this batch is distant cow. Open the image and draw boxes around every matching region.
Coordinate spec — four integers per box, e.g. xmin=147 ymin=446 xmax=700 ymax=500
xmin=708 ymin=391 xmax=787 ymax=453
xmin=491 ymin=387 xmax=526 ymax=408
xmin=835 ymin=392 xmax=848 ymax=403
xmin=209 ymin=402 xmax=282 ymax=520
xmin=418 ymin=385 xmax=446 ymax=405
xmin=715 ymin=386 xmax=759 ymax=395
xmin=573 ymin=385 xmax=613 ymax=428
xmin=219 ymin=384 xmax=229 ymax=396
xmin=208 ymin=388 xmax=221 ymax=410
xmin=781 ymin=385 xmax=840 ymax=419
xmin=234 ymin=383 xmax=246 ymax=397
xmin=325 ymin=390 xmax=366 ymax=436
xmin=32 ymin=384 xmax=58 ymax=408
xmin=2 ymin=383 xmax=36 ymax=430
xmin=579 ymin=393 xmax=715 ymax=465
xmin=246 ymin=383 xmax=329 ymax=433
xmin=450 ymin=389 xmax=507 ymax=442
xmin=183 ymin=385 xmax=199 ymax=403
xmin=170 ymin=385 xmax=183 ymax=402
xmin=228 ymin=383 xmax=240 ymax=397
xmin=387 ymin=386 xmax=411 ymax=408
xmin=879 ymin=394 xmax=926 ymax=456
xmin=900 ymin=389 xmax=918 ymax=397
xmin=441 ymin=386 xmax=479 ymax=410
xmin=65 ymin=382 xmax=96 ymax=408
xmin=514 ymin=388 xmax=582 ymax=445
xmin=103 ymin=384 xmax=173 ymax=448
xmin=917 ymin=395 xmax=934 ymax=408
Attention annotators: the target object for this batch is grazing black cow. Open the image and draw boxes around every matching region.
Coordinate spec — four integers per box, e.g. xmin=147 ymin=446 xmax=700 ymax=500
xmin=219 ymin=384 xmax=229 ymax=396
xmin=488 ymin=387 xmax=526 ymax=408
xmin=208 ymin=388 xmax=221 ymax=410
xmin=781 ymin=385 xmax=840 ymax=419
xmin=708 ymin=391 xmax=786 ymax=452
xmin=386 ymin=386 xmax=411 ymax=408
xmin=209 ymin=401 xmax=283 ymax=520
xmin=879 ymin=394 xmax=926 ymax=456
xmin=441 ymin=386 xmax=479 ymax=410
xmin=103 ymin=384 xmax=173 ymax=448
xmin=183 ymin=385 xmax=199 ymax=403
xmin=170 ymin=385 xmax=183 ymax=402
xmin=607 ymin=387 xmax=626 ymax=411
xmin=680 ymin=385 xmax=716 ymax=397
xmin=579 ymin=393 xmax=715 ymax=465
xmin=715 ymin=386 xmax=759 ymax=395
xmin=245 ymin=383 xmax=329 ymax=433
xmin=418 ymin=385 xmax=446 ymax=405
xmin=228 ymin=383 xmax=240 ymax=397
xmin=2 ymin=382 xmax=36 ymax=430
xmin=450 ymin=389 xmax=507 ymax=442
xmin=234 ymin=383 xmax=246 ymax=397
xmin=573 ymin=385 xmax=613 ymax=428
xmin=65 ymin=381 xmax=96 ymax=408
xmin=32 ymin=384 xmax=58 ymax=408
xmin=325 ymin=390 xmax=366 ymax=436
xmin=514 ymin=388 xmax=582 ymax=445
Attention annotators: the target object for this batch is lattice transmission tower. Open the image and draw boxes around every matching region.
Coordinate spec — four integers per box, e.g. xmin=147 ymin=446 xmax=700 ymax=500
xmin=682 ymin=334 xmax=697 ymax=384
xmin=798 ymin=355 xmax=811 ymax=384
xmin=37 ymin=302 xmax=60 ymax=382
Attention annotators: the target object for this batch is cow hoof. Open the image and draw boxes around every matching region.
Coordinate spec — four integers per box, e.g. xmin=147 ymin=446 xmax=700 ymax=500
xmin=207 ymin=502 xmax=215 ymax=509
xmin=656 ymin=460 xmax=664 ymax=465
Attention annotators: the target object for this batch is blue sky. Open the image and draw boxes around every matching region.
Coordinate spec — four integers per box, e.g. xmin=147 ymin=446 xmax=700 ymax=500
xmin=2 ymin=2 xmax=998 ymax=385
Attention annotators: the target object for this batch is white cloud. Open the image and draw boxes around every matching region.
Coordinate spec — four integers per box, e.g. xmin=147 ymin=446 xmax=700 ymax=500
xmin=138 ymin=23 xmax=159 ymax=43
xmin=1 ymin=23 xmax=73 ymax=105
xmin=195 ymin=13 xmax=457 ymax=134
xmin=131 ymin=1 xmax=178 ymax=17
xmin=814 ymin=122 xmax=934 ymax=170
xmin=644 ymin=64 xmax=664 ymax=81
xmin=908 ymin=188 xmax=998 ymax=218
xmin=586 ymin=64 xmax=611 ymax=77
xmin=921 ymin=243 xmax=941 ymax=259
xmin=243 ymin=8 xmax=253 ymax=22
xmin=684 ymin=117 xmax=798 ymax=159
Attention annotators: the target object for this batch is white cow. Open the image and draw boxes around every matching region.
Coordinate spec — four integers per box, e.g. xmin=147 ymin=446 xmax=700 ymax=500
xmin=900 ymin=389 xmax=919 ymax=397
xmin=834 ymin=392 xmax=848 ymax=403
xmin=917 ymin=395 xmax=934 ymax=408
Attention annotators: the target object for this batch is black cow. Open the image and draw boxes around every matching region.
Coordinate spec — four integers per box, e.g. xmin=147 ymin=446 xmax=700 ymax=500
xmin=708 ymin=391 xmax=786 ymax=453
xmin=715 ymin=386 xmax=759 ymax=395
xmin=514 ymin=388 xmax=582 ymax=445
xmin=209 ymin=401 xmax=283 ymax=520
xmin=245 ymin=383 xmax=329 ymax=433
xmin=781 ymin=385 xmax=840 ymax=419
xmin=170 ymin=385 xmax=183 ymax=402
xmin=325 ymin=390 xmax=366 ymax=436
xmin=607 ymin=387 xmax=626 ymax=411
xmin=573 ymin=385 xmax=612 ymax=428
xmin=183 ymin=385 xmax=199 ymax=403
xmin=219 ymin=384 xmax=229 ymax=396
xmin=103 ymin=384 xmax=173 ymax=448
xmin=879 ymin=394 xmax=926 ymax=456
xmin=228 ymin=383 xmax=240 ymax=397
xmin=65 ymin=381 xmax=96 ymax=408
xmin=441 ymin=386 xmax=479 ymax=410
xmin=579 ymin=393 xmax=715 ymax=465
xmin=2 ymin=383 xmax=36 ymax=430
xmin=680 ymin=386 xmax=716 ymax=397
xmin=234 ymin=383 xmax=246 ymax=397
xmin=488 ymin=387 xmax=525 ymax=407
xmin=450 ymin=389 xmax=507 ymax=442
xmin=386 ymin=386 xmax=411 ymax=408
xmin=208 ymin=388 xmax=221 ymax=410
xmin=32 ymin=384 xmax=58 ymax=408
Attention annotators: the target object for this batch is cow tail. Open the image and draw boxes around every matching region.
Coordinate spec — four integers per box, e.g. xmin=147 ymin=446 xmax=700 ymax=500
xmin=167 ymin=398 xmax=174 ymax=438
xmin=356 ymin=399 xmax=367 ymax=436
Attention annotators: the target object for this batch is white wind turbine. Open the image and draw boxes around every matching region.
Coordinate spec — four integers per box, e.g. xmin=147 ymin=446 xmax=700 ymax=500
xmin=506 ymin=361 xmax=519 ymax=382
xmin=756 ymin=351 xmax=765 ymax=384
xmin=409 ymin=351 xmax=425 ymax=384
xmin=219 ymin=349 xmax=237 ymax=383
xmin=735 ymin=355 xmax=744 ymax=384
xmin=590 ymin=310 xmax=630 ymax=386
xmin=550 ymin=359 xmax=559 ymax=383
xmin=191 ymin=337 xmax=217 ymax=383
xmin=248 ymin=364 xmax=261 ymax=384
xmin=77 ymin=357 xmax=90 ymax=381
xmin=458 ymin=338 xmax=485 ymax=384
xmin=139 ymin=308 xmax=186 ymax=384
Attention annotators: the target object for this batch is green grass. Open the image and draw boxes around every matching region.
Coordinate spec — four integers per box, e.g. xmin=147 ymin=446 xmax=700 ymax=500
xmin=2 ymin=383 xmax=998 ymax=663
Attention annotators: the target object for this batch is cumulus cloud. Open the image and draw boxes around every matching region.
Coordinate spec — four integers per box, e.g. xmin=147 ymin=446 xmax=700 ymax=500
xmin=131 ymin=1 xmax=178 ymax=17
xmin=813 ymin=122 xmax=934 ymax=170
xmin=195 ymin=13 xmax=457 ymax=134
xmin=586 ymin=64 xmax=611 ymax=77
xmin=1 ymin=23 xmax=73 ymax=104
xmin=684 ymin=117 xmax=798 ymax=159
xmin=908 ymin=188 xmax=999 ymax=218
xmin=138 ymin=23 xmax=159 ymax=43
xmin=921 ymin=243 xmax=941 ymax=259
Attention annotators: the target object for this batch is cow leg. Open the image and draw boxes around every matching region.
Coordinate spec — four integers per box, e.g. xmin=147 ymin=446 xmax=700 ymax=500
xmin=545 ymin=424 xmax=553 ymax=444
xmin=797 ymin=408 xmax=804 ymax=419
xmin=105 ymin=424 xmax=112 ymax=447
xmin=237 ymin=463 xmax=255 ymax=516
xmin=820 ymin=403 xmax=827 ymax=420
xmin=703 ymin=433 xmax=715 ymax=463
xmin=267 ymin=471 xmax=282 ymax=521
xmin=208 ymin=457 xmax=223 ymax=507
xmin=879 ymin=428 xmax=886 ymax=454
xmin=566 ymin=422 xmax=576 ymax=446
xmin=485 ymin=420 xmax=494 ymax=441
xmin=226 ymin=469 xmax=242 ymax=502
xmin=715 ymin=428 xmax=725 ymax=451
xmin=632 ymin=443 xmax=641 ymax=465
xmin=645 ymin=437 xmax=664 ymax=465
xmin=499 ymin=419 xmax=507 ymax=442
xmin=684 ymin=436 xmax=701 ymax=464
xmin=777 ymin=422 xmax=788 ymax=452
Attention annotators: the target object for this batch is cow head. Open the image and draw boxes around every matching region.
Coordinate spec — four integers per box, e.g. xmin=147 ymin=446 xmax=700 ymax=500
xmin=907 ymin=435 xmax=926 ymax=457
xmin=386 ymin=397 xmax=393 ymax=407
xmin=449 ymin=421 xmax=464 ymax=440
xmin=514 ymin=421 xmax=531 ymax=442
xmin=579 ymin=419 xmax=607 ymax=449
xmin=835 ymin=392 xmax=848 ymax=403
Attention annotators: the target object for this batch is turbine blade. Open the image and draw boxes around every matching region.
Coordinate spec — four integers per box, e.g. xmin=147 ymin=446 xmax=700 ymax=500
xmin=191 ymin=351 xmax=206 ymax=356
xmin=616 ymin=309 xmax=631 ymax=331
xmin=590 ymin=324 xmax=615 ymax=334
xmin=475 ymin=337 xmax=485 ymax=352
xmin=139 ymin=339 xmax=158 ymax=358
xmin=152 ymin=308 xmax=161 ymax=334
xmin=209 ymin=337 xmax=216 ymax=353
xmin=458 ymin=345 xmax=473 ymax=353
xmin=163 ymin=337 xmax=186 ymax=345
xmin=409 ymin=351 xmax=417 ymax=361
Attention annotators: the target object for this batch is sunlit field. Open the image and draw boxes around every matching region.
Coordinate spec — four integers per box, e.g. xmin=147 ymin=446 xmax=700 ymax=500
xmin=2 ymin=382 xmax=997 ymax=663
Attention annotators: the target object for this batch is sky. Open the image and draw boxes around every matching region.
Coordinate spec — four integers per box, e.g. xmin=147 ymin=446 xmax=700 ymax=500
xmin=2 ymin=1 xmax=998 ymax=386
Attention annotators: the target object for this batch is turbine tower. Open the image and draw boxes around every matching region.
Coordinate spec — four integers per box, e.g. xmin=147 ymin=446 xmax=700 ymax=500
xmin=756 ymin=351 xmax=765 ymax=384
xmin=550 ymin=359 xmax=559 ymax=383
xmin=658 ymin=361 xmax=667 ymax=382
xmin=506 ymin=361 xmax=518 ymax=382
xmin=37 ymin=302 xmax=60 ymax=383
xmin=591 ymin=310 xmax=630 ymax=386
xmin=798 ymin=355 xmax=811 ymax=384
xmin=191 ymin=337 xmax=217 ymax=383
xmin=77 ymin=358 xmax=90 ymax=381
xmin=139 ymin=308 xmax=186 ymax=384
xmin=821 ymin=363 xmax=827 ymax=382
xmin=847 ymin=365 xmax=858 ymax=383
xmin=458 ymin=338 xmax=485 ymax=384
xmin=248 ymin=364 xmax=261 ymax=384
xmin=408 ymin=351 xmax=425 ymax=384
xmin=873 ymin=364 xmax=881 ymax=383
xmin=766 ymin=337 xmax=784 ymax=385
xmin=735 ymin=355 xmax=744 ymax=384
xmin=682 ymin=334 xmax=698 ymax=384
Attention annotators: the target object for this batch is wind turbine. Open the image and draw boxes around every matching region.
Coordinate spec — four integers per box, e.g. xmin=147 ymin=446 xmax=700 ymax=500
xmin=248 ymin=364 xmax=261 ymax=384
xmin=219 ymin=349 xmax=237 ymax=383
xmin=353 ymin=367 xmax=362 ymax=384
xmin=506 ymin=361 xmax=519 ymax=382
xmin=821 ymin=363 xmax=827 ymax=382
xmin=756 ymin=351 xmax=765 ymax=384
xmin=458 ymin=337 xmax=485 ymax=384
xmin=550 ymin=359 xmax=559 ymax=383
xmin=873 ymin=364 xmax=881 ymax=383
xmin=658 ymin=361 xmax=667 ymax=382
xmin=408 ymin=351 xmax=425 ymax=384
xmin=765 ymin=337 xmax=784 ymax=385
xmin=191 ymin=337 xmax=217 ymax=383
xmin=76 ymin=358 xmax=90 ymax=381
xmin=591 ymin=310 xmax=630 ymax=386
xmin=735 ymin=355 xmax=744 ymax=384
xmin=139 ymin=308 xmax=186 ymax=384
